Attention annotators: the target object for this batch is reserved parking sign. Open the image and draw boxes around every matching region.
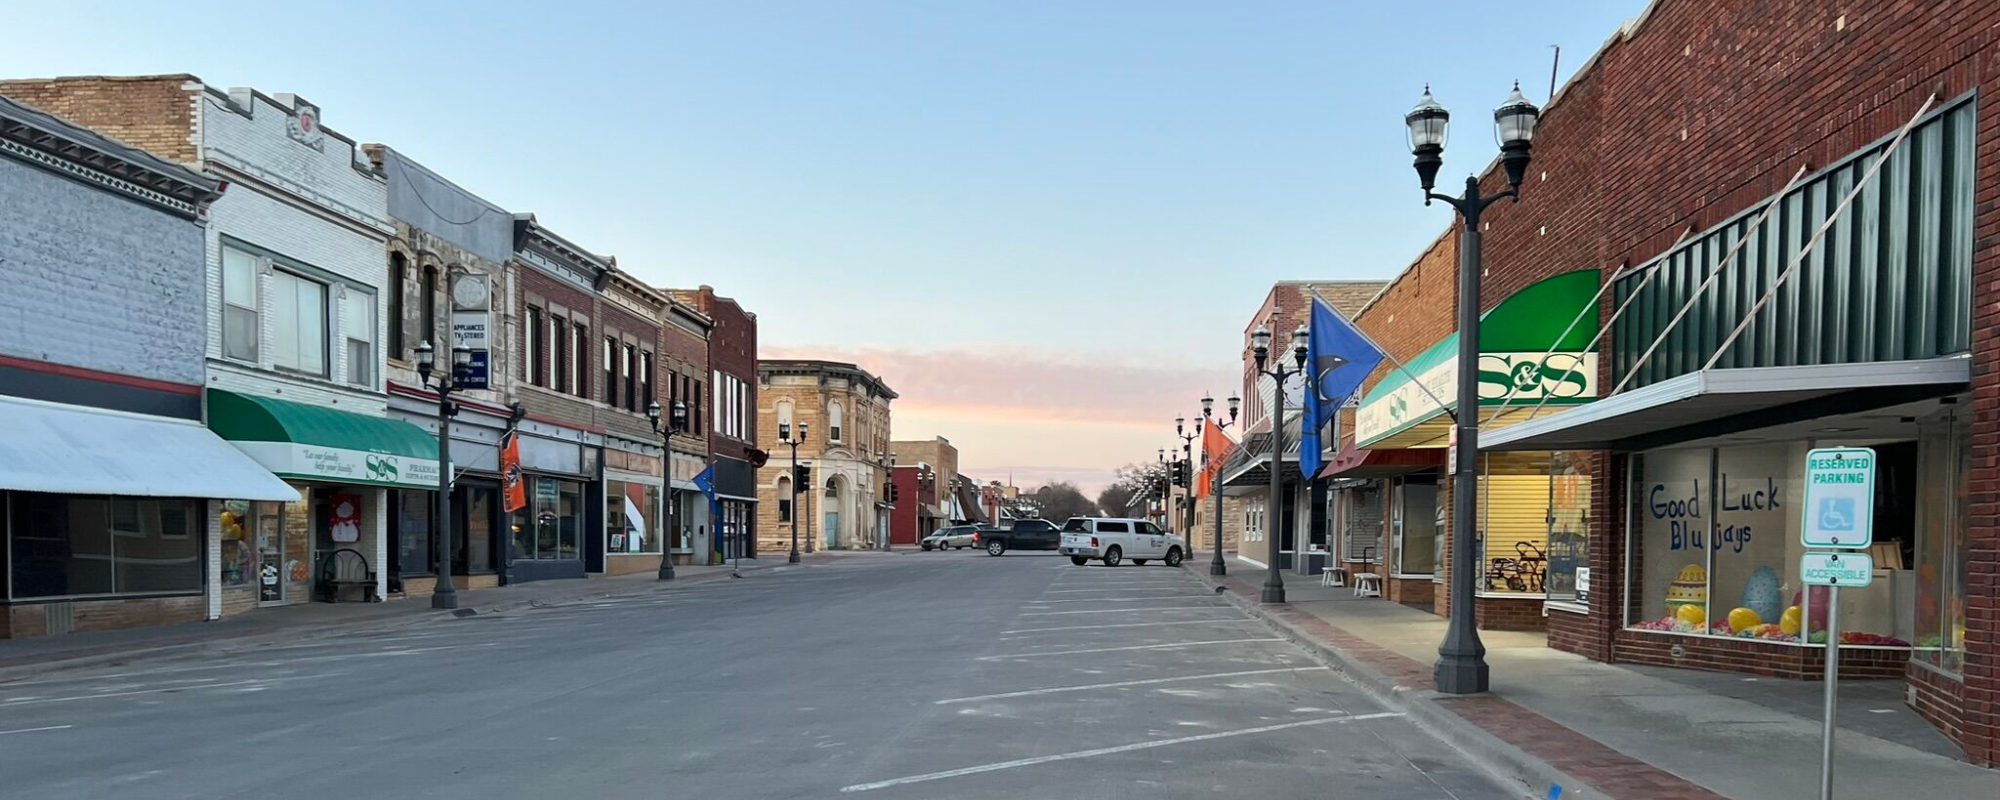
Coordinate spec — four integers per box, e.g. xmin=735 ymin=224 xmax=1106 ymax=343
xmin=1801 ymin=447 xmax=1874 ymax=549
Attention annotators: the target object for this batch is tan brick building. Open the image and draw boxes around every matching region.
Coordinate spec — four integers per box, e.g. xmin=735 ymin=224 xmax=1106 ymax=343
xmin=756 ymin=360 xmax=896 ymax=553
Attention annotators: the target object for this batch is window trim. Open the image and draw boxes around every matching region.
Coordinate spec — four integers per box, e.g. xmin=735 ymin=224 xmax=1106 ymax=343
xmin=268 ymin=267 xmax=331 ymax=379
xmin=220 ymin=244 xmax=261 ymax=365
xmin=343 ymin=287 xmax=376 ymax=388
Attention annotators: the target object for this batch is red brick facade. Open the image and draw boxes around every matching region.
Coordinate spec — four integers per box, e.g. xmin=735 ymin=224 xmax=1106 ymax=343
xmin=670 ymin=286 xmax=757 ymax=464
xmin=1358 ymin=0 xmax=2000 ymax=764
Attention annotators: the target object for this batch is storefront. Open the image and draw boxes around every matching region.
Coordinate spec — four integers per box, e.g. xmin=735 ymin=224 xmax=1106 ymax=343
xmin=506 ymin=418 xmax=599 ymax=584
xmin=1350 ymin=271 xmax=1601 ymax=626
xmin=667 ymin=449 xmax=710 ymax=565
xmin=602 ymin=436 xmax=665 ymax=577
xmin=711 ymin=455 xmax=758 ymax=559
xmin=206 ymin=389 xmax=439 ymax=607
xmin=386 ymin=391 xmax=514 ymax=595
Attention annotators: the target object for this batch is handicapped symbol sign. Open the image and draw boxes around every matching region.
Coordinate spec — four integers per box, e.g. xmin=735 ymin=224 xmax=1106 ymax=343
xmin=1819 ymin=497 xmax=1855 ymax=532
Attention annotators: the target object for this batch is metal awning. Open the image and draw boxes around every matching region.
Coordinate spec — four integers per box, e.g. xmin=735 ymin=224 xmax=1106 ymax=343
xmin=0 ymin=396 xmax=297 ymax=501
xmin=1221 ymin=411 xmax=1303 ymax=489
xmin=208 ymin=389 xmax=440 ymax=489
xmin=1317 ymin=445 xmax=1445 ymax=479
xmin=1481 ymin=358 xmax=1969 ymax=452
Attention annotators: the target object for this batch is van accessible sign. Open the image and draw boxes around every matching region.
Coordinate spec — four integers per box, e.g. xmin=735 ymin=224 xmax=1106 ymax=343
xmin=1801 ymin=447 xmax=1874 ymax=549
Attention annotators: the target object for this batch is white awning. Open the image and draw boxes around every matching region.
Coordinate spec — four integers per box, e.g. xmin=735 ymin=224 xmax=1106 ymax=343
xmin=0 ymin=397 xmax=298 ymax=501
xmin=1480 ymin=358 xmax=1969 ymax=452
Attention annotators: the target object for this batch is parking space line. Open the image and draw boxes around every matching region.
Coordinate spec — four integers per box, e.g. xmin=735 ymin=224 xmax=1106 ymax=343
xmin=1039 ymin=587 xmax=1190 ymax=593
xmin=1002 ymin=619 xmax=1255 ymax=634
xmin=1017 ymin=605 xmax=1231 ymax=616
xmin=1024 ymin=596 xmax=1209 ymax=604
xmin=0 ymin=725 xmax=73 ymax=736
xmin=935 ymin=666 xmax=1327 ymax=705
xmin=976 ymin=637 xmax=1286 ymax=660
xmin=838 ymin=713 xmax=1404 ymax=793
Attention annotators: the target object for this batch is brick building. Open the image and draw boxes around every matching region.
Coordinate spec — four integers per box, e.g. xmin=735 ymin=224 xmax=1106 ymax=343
xmin=1334 ymin=0 xmax=2000 ymax=764
xmin=756 ymin=360 xmax=896 ymax=553
xmin=670 ymin=285 xmax=759 ymax=561
xmin=0 ymin=76 xmax=444 ymax=616
xmin=0 ymin=92 xmax=296 ymax=637
xmin=890 ymin=436 xmax=958 ymax=545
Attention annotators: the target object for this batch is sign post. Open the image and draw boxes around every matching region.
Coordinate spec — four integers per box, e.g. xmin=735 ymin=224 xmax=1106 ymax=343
xmin=1799 ymin=446 xmax=1875 ymax=800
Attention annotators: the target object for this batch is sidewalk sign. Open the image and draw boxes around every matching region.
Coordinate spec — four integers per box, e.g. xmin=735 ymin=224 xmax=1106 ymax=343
xmin=1799 ymin=447 xmax=1874 ymax=800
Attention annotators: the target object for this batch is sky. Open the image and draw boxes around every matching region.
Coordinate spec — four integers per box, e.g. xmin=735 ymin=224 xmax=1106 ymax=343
xmin=1 ymin=1 xmax=1648 ymax=494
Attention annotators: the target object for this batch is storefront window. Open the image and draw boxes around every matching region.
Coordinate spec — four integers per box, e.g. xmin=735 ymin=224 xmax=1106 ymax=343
xmin=465 ymin=487 xmax=494 ymax=573
xmin=606 ymin=480 xmax=661 ymax=554
xmin=220 ymin=500 xmax=256 ymax=587
xmin=1545 ymin=452 xmax=1590 ymax=601
xmin=1478 ymin=453 xmax=1554 ymax=595
xmin=397 ymin=489 xmax=432 ymax=576
xmin=8 ymin=494 xmax=202 ymax=599
xmin=510 ymin=503 xmax=532 ymax=561
xmin=1393 ymin=476 xmax=1437 ymax=576
xmin=515 ymin=477 xmax=584 ymax=561
xmin=1629 ymin=442 xmax=1918 ymax=648
xmin=1913 ymin=409 xmax=1969 ymax=672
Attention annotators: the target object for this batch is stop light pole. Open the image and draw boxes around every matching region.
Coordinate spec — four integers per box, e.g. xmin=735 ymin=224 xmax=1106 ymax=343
xmin=782 ymin=421 xmax=809 ymax=563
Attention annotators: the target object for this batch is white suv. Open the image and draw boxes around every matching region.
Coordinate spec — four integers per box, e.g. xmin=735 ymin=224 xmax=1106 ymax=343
xmin=1058 ymin=517 xmax=1186 ymax=567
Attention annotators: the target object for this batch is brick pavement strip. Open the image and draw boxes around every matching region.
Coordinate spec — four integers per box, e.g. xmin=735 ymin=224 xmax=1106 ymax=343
xmin=1204 ymin=570 xmax=1731 ymax=800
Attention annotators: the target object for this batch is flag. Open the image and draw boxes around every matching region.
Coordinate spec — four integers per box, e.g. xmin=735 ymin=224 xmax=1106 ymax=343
xmin=693 ymin=463 xmax=719 ymax=520
xmin=1300 ymin=297 xmax=1385 ymax=480
xmin=500 ymin=431 xmax=526 ymax=512
xmin=1196 ymin=422 xmax=1237 ymax=498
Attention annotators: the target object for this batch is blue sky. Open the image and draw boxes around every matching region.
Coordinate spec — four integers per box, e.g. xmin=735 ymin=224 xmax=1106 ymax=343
xmin=1 ymin=0 xmax=1648 ymax=491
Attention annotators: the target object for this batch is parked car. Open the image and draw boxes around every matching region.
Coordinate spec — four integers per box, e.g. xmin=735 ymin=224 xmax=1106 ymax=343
xmin=974 ymin=519 xmax=1062 ymax=555
xmin=928 ymin=525 xmax=982 ymax=550
xmin=919 ymin=528 xmax=955 ymax=550
xmin=1059 ymin=517 xmax=1185 ymax=567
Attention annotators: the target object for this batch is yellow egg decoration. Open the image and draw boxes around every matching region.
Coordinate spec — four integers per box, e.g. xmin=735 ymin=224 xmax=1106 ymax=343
xmin=1726 ymin=607 xmax=1761 ymax=631
xmin=1675 ymin=603 xmax=1707 ymax=626
xmin=1779 ymin=605 xmax=1803 ymax=635
xmin=1664 ymin=563 xmax=1708 ymax=611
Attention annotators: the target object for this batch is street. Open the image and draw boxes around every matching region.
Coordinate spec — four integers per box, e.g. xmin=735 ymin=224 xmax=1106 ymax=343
xmin=0 ymin=553 xmax=1509 ymax=799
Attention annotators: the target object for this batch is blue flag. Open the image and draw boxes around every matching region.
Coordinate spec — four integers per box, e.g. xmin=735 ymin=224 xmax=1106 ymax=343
xmin=693 ymin=464 xmax=719 ymax=520
xmin=1300 ymin=297 xmax=1385 ymax=479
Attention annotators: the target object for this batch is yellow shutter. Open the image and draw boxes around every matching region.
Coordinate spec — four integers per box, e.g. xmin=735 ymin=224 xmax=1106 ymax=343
xmin=1479 ymin=454 xmax=1553 ymax=595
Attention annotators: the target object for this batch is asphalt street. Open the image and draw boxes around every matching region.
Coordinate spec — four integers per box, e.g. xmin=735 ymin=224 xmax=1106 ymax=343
xmin=0 ymin=552 xmax=1512 ymax=799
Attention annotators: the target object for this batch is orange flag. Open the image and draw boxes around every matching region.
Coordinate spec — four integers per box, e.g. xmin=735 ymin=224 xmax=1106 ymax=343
xmin=1196 ymin=423 xmax=1238 ymax=498
xmin=501 ymin=431 xmax=527 ymax=512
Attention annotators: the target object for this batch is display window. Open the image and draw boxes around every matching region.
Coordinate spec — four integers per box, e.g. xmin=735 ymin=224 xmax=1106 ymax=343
xmin=1391 ymin=475 xmax=1437 ymax=577
xmin=1625 ymin=432 xmax=1949 ymax=650
xmin=7 ymin=493 xmax=203 ymax=599
xmin=1545 ymin=452 xmax=1590 ymax=601
xmin=1912 ymin=408 xmax=1969 ymax=673
xmin=512 ymin=477 xmax=585 ymax=560
xmin=606 ymin=480 xmax=661 ymax=554
xmin=1478 ymin=452 xmax=1555 ymax=596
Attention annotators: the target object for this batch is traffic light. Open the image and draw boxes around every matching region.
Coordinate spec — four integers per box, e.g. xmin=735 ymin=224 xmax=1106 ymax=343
xmin=793 ymin=464 xmax=810 ymax=489
xmin=1171 ymin=460 xmax=1189 ymax=488
xmin=888 ymin=482 xmax=901 ymax=503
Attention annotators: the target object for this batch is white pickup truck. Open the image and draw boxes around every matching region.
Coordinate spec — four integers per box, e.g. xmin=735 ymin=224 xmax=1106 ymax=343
xmin=1058 ymin=517 xmax=1186 ymax=567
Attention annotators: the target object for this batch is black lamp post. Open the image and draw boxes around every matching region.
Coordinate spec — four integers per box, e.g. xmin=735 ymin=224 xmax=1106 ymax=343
xmin=781 ymin=421 xmax=808 ymax=563
xmin=1200 ymin=392 xmax=1240 ymax=575
xmin=646 ymin=399 xmax=688 ymax=581
xmin=1175 ymin=416 xmax=1199 ymax=558
xmin=413 ymin=340 xmax=470 ymax=610
xmin=1406 ymin=82 xmax=1540 ymax=695
xmin=1251 ymin=325 xmax=1309 ymax=603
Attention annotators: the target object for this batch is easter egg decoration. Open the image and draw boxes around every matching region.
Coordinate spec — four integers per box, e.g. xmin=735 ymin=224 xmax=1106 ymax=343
xmin=1665 ymin=563 xmax=1708 ymax=612
xmin=1675 ymin=603 xmax=1707 ymax=626
xmin=1779 ymin=605 xmax=1803 ymax=635
xmin=1739 ymin=567 xmax=1782 ymax=624
xmin=1791 ymin=587 xmax=1831 ymax=633
xmin=1726 ymin=607 xmax=1762 ymax=632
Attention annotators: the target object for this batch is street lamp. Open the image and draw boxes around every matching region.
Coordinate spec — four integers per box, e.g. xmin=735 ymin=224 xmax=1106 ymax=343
xmin=1200 ymin=391 xmax=1241 ymax=575
xmin=646 ymin=399 xmax=689 ymax=581
xmin=1251 ymin=325 xmax=1309 ymax=603
xmin=1405 ymin=82 xmax=1539 ymax=695
xmin=413 ymin=340 xmax=471 ymax=610
xmin=1175 ymin=416 xmax=1200 ymax=560
xmin=780 ymin=421 xmax=808 ymax=563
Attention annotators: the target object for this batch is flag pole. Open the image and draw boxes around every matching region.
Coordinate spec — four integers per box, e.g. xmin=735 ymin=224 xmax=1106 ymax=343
xmin=1309 ymin=288 xmax=1457 ymax=427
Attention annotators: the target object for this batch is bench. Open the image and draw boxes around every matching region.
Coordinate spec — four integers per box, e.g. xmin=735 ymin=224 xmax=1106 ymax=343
xmin=315 ymin=548 xmax=379 ymax=603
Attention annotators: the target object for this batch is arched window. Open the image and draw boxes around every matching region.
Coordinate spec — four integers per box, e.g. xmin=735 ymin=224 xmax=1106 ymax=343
xmin=825 ymin=476 xmax=839 ymax=498
xmin=421 ymin=264 xmax=439 ymax=347
xmin=388 ymin=252 xmax=406 ymax=358
xmin=776 ymin=400 xmax=795 ymax=440
xmin=828 ymin=401 xmax=844 ymax=443
xmin=776 ymin=476 xmax=792 ymax=522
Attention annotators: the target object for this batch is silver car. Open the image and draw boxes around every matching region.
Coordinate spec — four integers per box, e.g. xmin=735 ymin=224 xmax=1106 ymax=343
xmin=919 ymin=528 xmax=956 ymax=550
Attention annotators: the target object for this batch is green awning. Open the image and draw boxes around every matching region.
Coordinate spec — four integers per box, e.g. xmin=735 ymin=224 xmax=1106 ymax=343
xmin=208 ymin=389 xmax=441 ymax=488
xmin=1356 ymin=270 xmax=1602 ymax=449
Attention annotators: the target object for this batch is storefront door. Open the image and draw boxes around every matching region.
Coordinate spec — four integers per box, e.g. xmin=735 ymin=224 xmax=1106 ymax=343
xmin=256 ymin=504 xmax=285 ymax=606
xmin=824 ymin=511 xmax=839 ymax=549
xmin=456 ymin=484 xmax=497 ymax=574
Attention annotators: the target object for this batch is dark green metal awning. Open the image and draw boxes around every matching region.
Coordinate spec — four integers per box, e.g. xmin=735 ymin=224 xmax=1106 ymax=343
xmin=208 ymin=389 xmax=441 ymax=488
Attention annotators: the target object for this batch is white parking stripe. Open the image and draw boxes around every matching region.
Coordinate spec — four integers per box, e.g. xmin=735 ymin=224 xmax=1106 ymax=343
xmin=1025 ymin=596 xmax=1207 ymax=604
xmin=1039 ymin=587 xmax=1191 ymax=594
xmin=0 ymin=725 xmax=73 ymax=736
xmin=935 ymin=667 xmax=1327 ymax=704
xmin=1018 ymin=605 xmax=1230 ymax=616
xmin=976 ymin=638 xmax=1286 ymax=660
xmin=1003 ymin=619 xmax=1255 ymax=634
xmin=838 ymin=713 xmax=1405 ymax=793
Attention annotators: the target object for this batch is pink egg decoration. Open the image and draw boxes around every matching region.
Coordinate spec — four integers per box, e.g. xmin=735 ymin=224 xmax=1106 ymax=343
xmin=1790 ymin=587 xmax=1830 ymax=633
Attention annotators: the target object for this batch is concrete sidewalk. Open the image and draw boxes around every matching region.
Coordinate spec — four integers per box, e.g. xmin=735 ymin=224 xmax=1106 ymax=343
xmin=1197 ymin=556 xmax=1998 ymax=800
xmin=0 ymin=552 xmax=877 ymax=682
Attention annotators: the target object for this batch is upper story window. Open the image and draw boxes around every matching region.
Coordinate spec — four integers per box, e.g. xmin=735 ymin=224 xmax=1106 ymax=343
xmin=387 ymin=253 xmax=406 ymax=359
xmin=342 ymin=290 xmax=375 ymax=387
xmin=776 ymin=399 xmax=795 ymax=439
xmin=221 ymin=246 xmax=260 ymax=363
xmin=571 ymin=322 xmax=588 ymax=398
xmin=828 ymin=401 xmax=844 ymax=443
xmin=640 ymin=351 xmax=653 ymax=414
xmin=622 ymin=343 xmax=637 ymax=411
xmin=270 ymin=270 xmax=328 ymax=377
xmin=551 ymin=314 xmax=569 ymax=393
xmin=525 ymin=306 xmax=545 ymax=386
xmin=421 ymin=265 xmax=439 ymax=349
xmin=603 ymin=337 xmax=616 ymax=405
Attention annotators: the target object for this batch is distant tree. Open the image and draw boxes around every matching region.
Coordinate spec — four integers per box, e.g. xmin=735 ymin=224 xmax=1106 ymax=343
xmin=1026 ymin=482 xmax=1096 ymax=522
xmin=1098 ymin=461 xmax=1171 ymax=516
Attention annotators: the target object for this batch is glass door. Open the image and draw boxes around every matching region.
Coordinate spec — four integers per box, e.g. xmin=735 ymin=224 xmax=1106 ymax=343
xmin=256 ymin=501 xmax=285 ymax=605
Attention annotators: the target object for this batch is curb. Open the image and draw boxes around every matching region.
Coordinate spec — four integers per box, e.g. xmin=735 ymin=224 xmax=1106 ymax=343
xmin=1186 ymin=567 xmax=1609 ymax=800
xmin=0 ymin=559 xmax=794 ymax=683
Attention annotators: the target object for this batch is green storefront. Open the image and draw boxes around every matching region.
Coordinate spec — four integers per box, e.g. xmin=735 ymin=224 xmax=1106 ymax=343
xmin=207 ymin=389 xmax=438 ymax=607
